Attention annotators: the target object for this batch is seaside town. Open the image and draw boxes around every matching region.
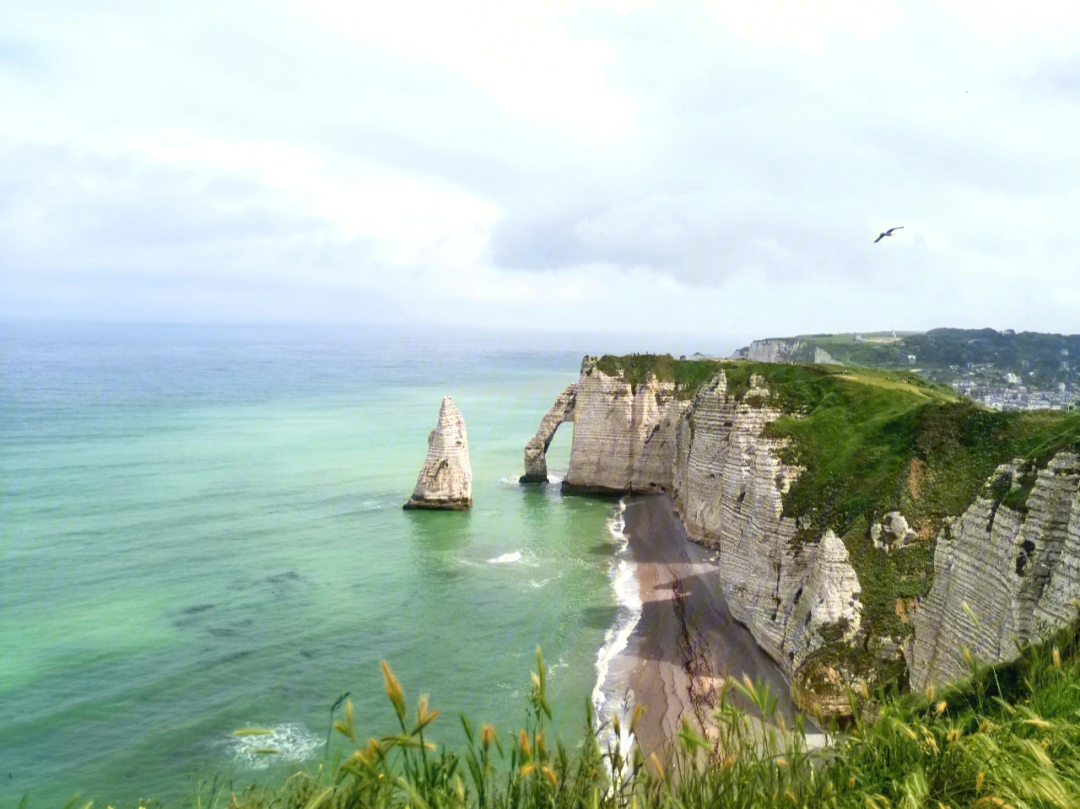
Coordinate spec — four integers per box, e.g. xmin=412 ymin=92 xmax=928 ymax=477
xmin=948 ymin=371 xmax=1079 ymax=411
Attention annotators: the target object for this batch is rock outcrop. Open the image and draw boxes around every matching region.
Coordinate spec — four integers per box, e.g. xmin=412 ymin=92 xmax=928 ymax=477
xmin=911 ymin=452 xmax=1080 ymax=689
xmin=403 ymin=397 xmax=472 ymax=511
xmin=563 ymin=357 xmax=688 ymax=494
xmin=521 ymin=384 xmax=577 ymax=483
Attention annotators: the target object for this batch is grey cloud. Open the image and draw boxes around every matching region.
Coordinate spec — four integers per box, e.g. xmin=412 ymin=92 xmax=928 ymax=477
xmin=0 ymin=145 xmax=358 ymax=279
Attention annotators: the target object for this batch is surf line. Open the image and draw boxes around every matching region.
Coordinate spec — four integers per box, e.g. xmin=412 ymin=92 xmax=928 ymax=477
xmin=590 ymin=497 xmax=642 ymax=760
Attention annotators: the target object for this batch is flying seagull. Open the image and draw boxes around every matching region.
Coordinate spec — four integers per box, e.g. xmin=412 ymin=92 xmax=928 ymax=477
xmin=874 ymin=226 xmax=904 ymax=243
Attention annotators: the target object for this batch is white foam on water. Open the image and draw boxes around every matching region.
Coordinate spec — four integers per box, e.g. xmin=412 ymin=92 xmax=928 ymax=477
xmin=487 ymin=551 xmax=523 ymax=564
xmin=226 ymin=723 xmax=321 ymax=770
xmin=590 ymin=498 xmax=641 ymax=767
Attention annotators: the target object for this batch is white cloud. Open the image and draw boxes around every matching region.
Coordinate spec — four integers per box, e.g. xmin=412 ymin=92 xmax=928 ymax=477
xmin=294 ymin=0 xmax=637 ymax=145
xmin=1 ymin=0 xmax=1079 ymax=335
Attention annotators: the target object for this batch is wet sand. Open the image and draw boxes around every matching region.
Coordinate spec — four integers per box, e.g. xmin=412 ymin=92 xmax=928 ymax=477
xmin=619 ymin=494 xmax=801 ymax=759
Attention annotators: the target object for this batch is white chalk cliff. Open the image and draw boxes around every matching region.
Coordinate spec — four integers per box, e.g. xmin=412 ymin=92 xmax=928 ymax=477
xmin=911 ymin=452 xmax=1080 ymax=689
xmin=404 ymin=397 xmax=472 ymax=511
xmin=521 ymin=384 xmax=577 ymax=483
xmin=529 ymin=357 xmax=1080 ymax=711
xmin=563 ymin=357 xmax=687 ymax=494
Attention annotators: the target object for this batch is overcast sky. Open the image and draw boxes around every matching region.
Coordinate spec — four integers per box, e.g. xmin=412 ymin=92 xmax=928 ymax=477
xmin=2 ymin=0 xmax=1079 ymax=338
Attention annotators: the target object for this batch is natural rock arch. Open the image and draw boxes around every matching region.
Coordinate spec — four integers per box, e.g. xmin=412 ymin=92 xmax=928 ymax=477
xmin=520 ymin=384 xmax=577 ymax=483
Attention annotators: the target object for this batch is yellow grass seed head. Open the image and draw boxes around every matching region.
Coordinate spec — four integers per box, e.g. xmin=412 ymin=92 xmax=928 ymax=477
xmin=722 ymin=754 xmax=737 ymax=771
xmin=935 ymin=701 xmax=947 ymax=716
xmin=519 ymin=762 xmax=536 ymax=777
xmin=1053 ymin=647 xmax=1061 ymax=667
xmin=859 ymin=681 xmax=870 ymax=700
xmin=455 ymin=775 xmax=466 ymax=803
xmin=785 ymin=790 xmax=798 ymax=803
xmin=380 ymin=661 xmax=407 ymax=723
xmin=541 ymin=766 xmax=558 ymax=787
xmin=519 ymin=730 xmax=531 ymax=759
xmin=481 ymin=724 xmax=496 ymax=747
xmin=976 ymin=770 xmax=985 ymax=793
xmin=947 ymin=728 xmax=962 ymax=744
xmin=630 ymin=703 xmax=645 ymax=736
xmin=649 ymin=753 xmax=665 ymax=781
xmin=612 ymin=712 xmax=621 ymax=736
xmin=776 ymin=758 xmax=788 ymax=768
xmin=924 ymin=685 xmax=935 ymax=702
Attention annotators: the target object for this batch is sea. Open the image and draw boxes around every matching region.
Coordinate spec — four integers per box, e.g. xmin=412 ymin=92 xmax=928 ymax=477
xmin=0 ymin=322 xmax=738 ymax=807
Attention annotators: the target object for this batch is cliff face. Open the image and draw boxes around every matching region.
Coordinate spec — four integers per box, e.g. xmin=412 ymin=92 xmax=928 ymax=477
xmin=404 ymin=397 xmax=472 ymax=511
xmin=733 ymin=339 xmax=838 ymax=366
xmin=911 ymin=452 xmax=1080 ymax=689
xmin=564 ymin=357 xmax=687 ymax=494
xmin=534 ymin=356 xmax=1080 ymax=709
xmin=670 ymin=372 xmax=863 ymax=711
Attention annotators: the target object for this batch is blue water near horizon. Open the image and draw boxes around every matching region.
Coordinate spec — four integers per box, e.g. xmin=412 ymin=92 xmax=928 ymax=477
xmin=0 ymin=321 xmax=742 ymax=806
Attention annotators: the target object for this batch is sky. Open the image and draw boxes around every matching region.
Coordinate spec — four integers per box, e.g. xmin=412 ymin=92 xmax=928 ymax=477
xmin=1 ymin=0 xmax=1079 ymax=339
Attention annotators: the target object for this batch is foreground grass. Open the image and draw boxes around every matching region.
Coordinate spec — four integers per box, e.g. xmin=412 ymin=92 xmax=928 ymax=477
xmin=39 ymin=621 xmax=1080 ymax=809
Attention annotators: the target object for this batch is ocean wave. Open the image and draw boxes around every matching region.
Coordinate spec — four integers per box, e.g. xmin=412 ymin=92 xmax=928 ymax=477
xmin=226 ymin=722 xmax=321 ymax=769
xmin=591 ymin=498 xmax=642 ymax=764
xmin=487 ymin=551 xmax=523 ymax=564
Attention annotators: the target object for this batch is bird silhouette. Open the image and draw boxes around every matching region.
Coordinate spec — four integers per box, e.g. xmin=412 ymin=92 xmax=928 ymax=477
xmin=874 ymin=226 xmax=903 ymax=243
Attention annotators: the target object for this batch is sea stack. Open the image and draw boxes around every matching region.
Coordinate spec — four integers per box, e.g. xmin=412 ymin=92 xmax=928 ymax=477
xmin=403 ymin=396 xmax=473 ymax=511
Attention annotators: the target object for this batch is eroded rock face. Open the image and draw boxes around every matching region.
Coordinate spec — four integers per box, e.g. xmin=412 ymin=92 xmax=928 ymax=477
xmin=521 ymin=384 xmax=577 ymax=483
xmin=670 ymin=372 xmax=862 ymax=699
xmin=554 ymin=362 xmax=864 ymax=712
xmin=403 ymin=397 xmax=472 ymax=511
xmin=563 ymin=357 xmax=687 ymax=494
xmin=732 ymin=339 xmax=839 ymax=366
xmin=911 ymin=453 xmax=1080 ymax=689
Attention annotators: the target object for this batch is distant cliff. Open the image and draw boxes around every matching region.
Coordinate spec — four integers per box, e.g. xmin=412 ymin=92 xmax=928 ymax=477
xmin=526 ymin=355 xmax=1080 ymax=715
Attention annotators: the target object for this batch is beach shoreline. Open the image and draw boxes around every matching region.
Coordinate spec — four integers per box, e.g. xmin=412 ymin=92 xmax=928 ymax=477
xmin=617 ymin=494 xmax=799 ymax=759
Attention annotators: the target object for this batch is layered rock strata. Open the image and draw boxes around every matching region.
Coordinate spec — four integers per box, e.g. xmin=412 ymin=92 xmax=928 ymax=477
xmin=670 ymin=372 xmax=863 ymax=711
xmin=536 ymin=361 xmax=863 ymax=710
xmin=563 ymin=357 xmax=687 ymax=494
xmin=403 ymin=397 xmax=472 ymax=511
xmin=911 ymin=452 xmax=1080 ymax=689
xmin=533 ymin=357 xmax=1080 ymax=706
xmin=521 ymin=384 xmax=577 ymax=483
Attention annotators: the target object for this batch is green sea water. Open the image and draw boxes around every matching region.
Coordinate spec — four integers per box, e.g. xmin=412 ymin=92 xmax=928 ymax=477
xmin=1 ymin=323 xmax=649 ymax=806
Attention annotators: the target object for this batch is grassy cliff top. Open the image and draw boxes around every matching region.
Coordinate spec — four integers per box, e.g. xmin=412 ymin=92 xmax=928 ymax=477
xmin=592 ymin=354 xmax=722 ymax=399
xmin=720 ymin=360 xmax=1080 ymax=645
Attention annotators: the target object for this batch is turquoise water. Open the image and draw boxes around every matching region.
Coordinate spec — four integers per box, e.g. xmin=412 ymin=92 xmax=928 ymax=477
xmin=0 ymin=323 xmax=640 ymax=806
